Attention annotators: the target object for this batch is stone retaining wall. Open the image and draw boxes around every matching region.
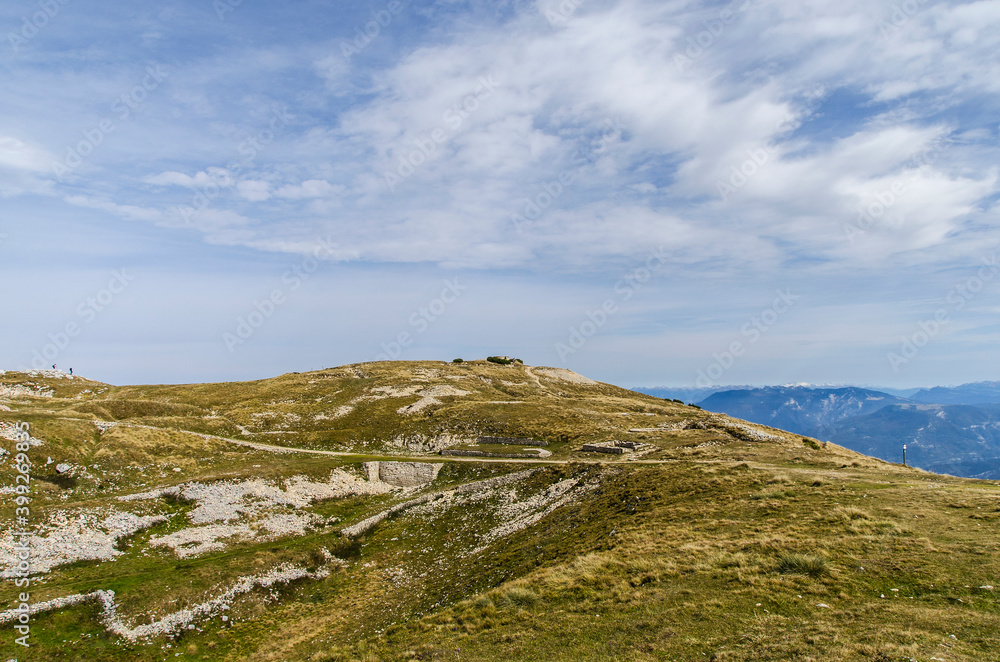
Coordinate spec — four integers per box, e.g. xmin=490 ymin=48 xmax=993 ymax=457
xmin=441 ymin=449 xmax=541 ymax=458
xmin=581 ymin=444 xmax=625 ymax=455
xmin=581 ymin=440 xmax=640 ymax=454
xmin=477 ymin=435 xmax=548 ymax=447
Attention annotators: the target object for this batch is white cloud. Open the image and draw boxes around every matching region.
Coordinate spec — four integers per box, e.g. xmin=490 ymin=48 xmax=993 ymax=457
xmin=175 ymin=208 xmax=251 ymax=231
xmin=64 ymin=195 xmax=165 ymax=223
xmin=144 ymin=171 xmax=196 ymax=186
xmin=0 ymin=136 xmax=55 ymax=173
xmin=145 ymin=169 xmax=234 ymax=189
xmin=6 ymin=0 xmax=1000 ymax=388
xmin=10 ymin=0 xmax=1000 ymax=278
xmin=237 ymin=180 xmax=271 ymax=201
xmin=274 ymin=179 xmax=342 ymax=199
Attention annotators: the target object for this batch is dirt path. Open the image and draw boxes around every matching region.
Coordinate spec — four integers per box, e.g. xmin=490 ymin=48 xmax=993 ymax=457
xmin=55 ymin=419 xmax=918 ymax=478
xmin=523 ymin=366 xmax=544 ymax=389
xmin=118 ymin=422 xmax=617 ymax=465
xmin=57 ymin=419 xmax=786 ymax=468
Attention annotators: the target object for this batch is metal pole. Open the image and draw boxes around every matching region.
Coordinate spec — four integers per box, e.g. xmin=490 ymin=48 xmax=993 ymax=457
xmin=903 ymin=444 xmax=907 ymax=467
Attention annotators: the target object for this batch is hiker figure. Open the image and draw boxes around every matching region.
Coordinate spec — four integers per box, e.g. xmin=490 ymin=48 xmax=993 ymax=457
xmin=52 ymin=364 xmax=56 ymax=370
xmin=69 ymin=368 xmax=73 ymax=375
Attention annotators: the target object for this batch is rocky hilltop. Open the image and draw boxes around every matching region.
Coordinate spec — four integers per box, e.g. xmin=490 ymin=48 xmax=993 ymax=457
xmin=0 ymin=362 xmax=997 ymax=661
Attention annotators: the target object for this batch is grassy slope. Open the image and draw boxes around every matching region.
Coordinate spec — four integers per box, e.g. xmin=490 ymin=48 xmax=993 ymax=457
xmin=0 ymin=363 xmax=996 ymax=661
xmin=339 ymin=463 xmax=1000 ymax=661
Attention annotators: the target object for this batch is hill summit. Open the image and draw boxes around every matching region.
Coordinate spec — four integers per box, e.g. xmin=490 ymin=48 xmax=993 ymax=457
xmin=0 ymin=361 xmax=997 ymax=661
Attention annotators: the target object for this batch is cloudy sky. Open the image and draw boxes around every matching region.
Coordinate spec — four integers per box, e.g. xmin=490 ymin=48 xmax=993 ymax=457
xmin=2 ymin=0 xmax=999 ymax=388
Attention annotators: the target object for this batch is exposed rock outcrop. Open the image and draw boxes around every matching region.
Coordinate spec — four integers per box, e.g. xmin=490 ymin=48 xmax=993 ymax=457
xmin=342 ymin=469 xmax=538 ymax=538
xmin=386 ymin=433 xmax=475 ymax=453
xmin=0 ymin=562 xmax=335 ymax=641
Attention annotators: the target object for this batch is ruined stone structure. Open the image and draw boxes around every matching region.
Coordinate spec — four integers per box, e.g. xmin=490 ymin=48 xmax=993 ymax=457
xmin=441 ymin=449 xmax=542 ymax=459
xmin=363 ymin=461 xmax=444 ymax=487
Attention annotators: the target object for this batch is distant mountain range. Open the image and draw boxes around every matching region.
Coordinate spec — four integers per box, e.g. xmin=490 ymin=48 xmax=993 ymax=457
xmin=698 ymin=386 xmax=910 ymax=432
xmin=635 ymin=381 xmax=1000 ymax=480
xmin=907 ymin=381 xmax=1000 ymax=405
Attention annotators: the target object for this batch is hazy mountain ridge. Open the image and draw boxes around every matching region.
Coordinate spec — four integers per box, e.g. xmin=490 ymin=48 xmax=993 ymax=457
xmin=698 ymin=386 xmax=910 ymax=432
xmin=814 ymin=403 xmax=1000 ymax=480
xmin=632 ymin=385 xmax=756 ymax=404
xmin=674 ymin=382 xmax=1000 ymax=479
xmin=908 ymin=381 xmax=1000 ymax=405
xmin=635 ymin=383 xmax=928 ymax=404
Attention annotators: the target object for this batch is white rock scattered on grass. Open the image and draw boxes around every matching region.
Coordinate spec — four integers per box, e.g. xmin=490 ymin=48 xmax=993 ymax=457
xmin=342 ymin=469 xmax=539 ymax=539
xmin=0 ymin=384 xmax=54 ymax=399
xmin=129 ymin=468 xmax=406 ymax=558
xmin=468 ymin=477 xmax=599 ymax=556
xmin=20 ymin=369 xmax=72 ymax=380
xmin=123 ymin=469 xmax=395 ymax=523
xmin=355 ymin=468 xmax=595 ymax=557
xmin=0 ymin=422 xmax=45 ymax=446
xmin=0 ymin=563 xmax=329 ymax=642
xmin=396 ymin=385 xmax=471 ymax=415
xmin=0 ymin=509 xmax=169 ymax=577
xmin=148 ymin=513 xmax=320 ymax=558
xmin=355 ymin=385 xmax=422 ymax=402
xmin=708 ymin=415 xmax=785 ymax=443
xmin=314 ymin=406 xmax=353 ymax=421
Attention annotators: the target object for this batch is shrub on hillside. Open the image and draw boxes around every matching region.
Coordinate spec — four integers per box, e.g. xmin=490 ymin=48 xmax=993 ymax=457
xmin=500 ymin=587 xmax=540 ymax=607
xmin=775 ymin=553 xmax=827 ymax=577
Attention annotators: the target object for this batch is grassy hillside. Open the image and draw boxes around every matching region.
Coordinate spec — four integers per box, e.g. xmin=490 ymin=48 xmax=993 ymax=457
xmin=0 ymin=363 xmax=997 ymax=661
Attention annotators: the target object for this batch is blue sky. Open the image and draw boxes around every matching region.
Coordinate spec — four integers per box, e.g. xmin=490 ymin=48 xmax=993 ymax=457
xmin=1 ymin=0 xmax=999 ymax=388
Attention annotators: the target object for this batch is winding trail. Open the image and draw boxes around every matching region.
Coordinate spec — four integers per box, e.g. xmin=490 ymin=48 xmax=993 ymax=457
xmin=53 ymin=418 xmax=891 ymax=478
xmin=107 ymin=421 xmax=668 ymax=466
xmin=55 ymin=418 xmax=782 ymax=467
xmin=523 ymin=366 xmax=544 ymax=389
xmin=144 ymin=426 xmax=943 ymax=488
